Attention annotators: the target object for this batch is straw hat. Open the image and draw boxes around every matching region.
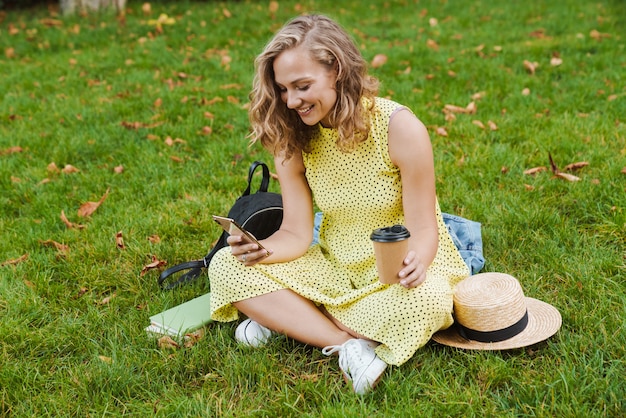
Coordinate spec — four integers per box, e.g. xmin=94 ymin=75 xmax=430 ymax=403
xmin=432 ymin=272 xmax=562 ymax=350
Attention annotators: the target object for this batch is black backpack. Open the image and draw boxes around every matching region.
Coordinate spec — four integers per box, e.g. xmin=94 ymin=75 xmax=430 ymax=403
xmin=158 ymin=161 xmax=283 ymax=289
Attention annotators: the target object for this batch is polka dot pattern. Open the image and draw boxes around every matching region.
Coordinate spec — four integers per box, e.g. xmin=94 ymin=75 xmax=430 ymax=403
xmin=208 ymin=97 xmax=469 ymax=365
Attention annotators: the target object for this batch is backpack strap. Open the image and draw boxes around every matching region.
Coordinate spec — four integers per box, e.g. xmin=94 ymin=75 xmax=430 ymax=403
xmin=157 ymin=259 xmax=207 ymax=290
xmin=243 ymin=161 xmax=270 ymax=196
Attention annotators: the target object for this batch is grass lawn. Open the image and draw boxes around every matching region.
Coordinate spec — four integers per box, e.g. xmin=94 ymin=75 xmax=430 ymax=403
xmin=1 ymin=0 xmax=625 ymax=416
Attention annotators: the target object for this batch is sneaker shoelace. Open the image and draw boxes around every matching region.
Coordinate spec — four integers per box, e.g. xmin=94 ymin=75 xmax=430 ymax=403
xmin=322 ymin=339 xmax=366 ymax=382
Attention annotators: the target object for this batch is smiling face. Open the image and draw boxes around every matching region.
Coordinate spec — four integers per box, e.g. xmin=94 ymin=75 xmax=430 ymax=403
xmin=273 ymin=46 xmax=338 ymax=128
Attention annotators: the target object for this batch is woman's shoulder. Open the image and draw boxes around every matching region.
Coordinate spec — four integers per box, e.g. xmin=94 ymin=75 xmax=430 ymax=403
xmin=369 ymin=97 xmax=413 ymax=121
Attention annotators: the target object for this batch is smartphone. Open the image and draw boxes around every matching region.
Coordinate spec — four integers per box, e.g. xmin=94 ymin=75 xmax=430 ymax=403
xmin=212 ymin=215 xmax=267 ymax=252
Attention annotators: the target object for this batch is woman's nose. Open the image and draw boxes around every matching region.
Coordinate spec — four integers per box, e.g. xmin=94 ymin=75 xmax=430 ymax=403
xmin=286 ymin=90 xmax=301 ymax=109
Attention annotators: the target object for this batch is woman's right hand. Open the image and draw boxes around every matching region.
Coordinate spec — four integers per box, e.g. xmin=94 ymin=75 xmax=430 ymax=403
xmin=227 ymin=234 xmax=271 ymax=266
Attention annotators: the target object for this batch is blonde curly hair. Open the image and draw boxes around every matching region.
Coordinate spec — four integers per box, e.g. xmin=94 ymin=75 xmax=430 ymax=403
xmin=248 ymin=14 xmax=379 ymax=159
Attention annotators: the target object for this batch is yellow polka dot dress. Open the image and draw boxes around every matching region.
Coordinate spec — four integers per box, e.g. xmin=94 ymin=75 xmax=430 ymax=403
xmin=209 ymin=97 xmax=469 ymax=365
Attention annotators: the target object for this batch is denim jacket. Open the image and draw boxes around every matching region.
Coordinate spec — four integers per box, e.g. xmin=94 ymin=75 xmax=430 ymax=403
xmin=312 ymin=212 xmax=485 ymax=275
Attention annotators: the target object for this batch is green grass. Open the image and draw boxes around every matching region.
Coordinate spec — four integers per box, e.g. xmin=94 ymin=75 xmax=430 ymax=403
xmin=1 ymin=0 xmax=625 ymax=416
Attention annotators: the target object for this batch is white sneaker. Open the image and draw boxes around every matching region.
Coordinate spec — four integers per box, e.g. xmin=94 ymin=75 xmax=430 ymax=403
xmin=322 ymin=339 xmax=387 ymax=395
xmin=234 ymin=319 xmax=276 ymax=347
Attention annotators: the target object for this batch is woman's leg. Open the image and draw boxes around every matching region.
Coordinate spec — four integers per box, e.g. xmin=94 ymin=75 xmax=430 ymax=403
xmin=233 ymin=289 xmax=354 ymax=348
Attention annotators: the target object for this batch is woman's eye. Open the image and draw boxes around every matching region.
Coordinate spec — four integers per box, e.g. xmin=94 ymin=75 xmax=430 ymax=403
xmin=297 ymin=85 xmax=310 ymax=91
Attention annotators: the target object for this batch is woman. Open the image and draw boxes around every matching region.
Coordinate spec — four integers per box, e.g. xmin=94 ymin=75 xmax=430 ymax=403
xmin=208 ymin=14 xmax=469 ymax=395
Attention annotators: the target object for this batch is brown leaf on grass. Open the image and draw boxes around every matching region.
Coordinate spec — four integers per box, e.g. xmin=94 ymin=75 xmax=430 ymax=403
xmin=120 ymin=121 xmax=163 ymax=130
xmin=555 ymin=172 xmax=581 ymax=182
xmin=426 ymin=39 xmax=439 ymax=51
xmin=200 ymin=126 xmax=212 ymax=135
xmin=221 ymin=54 xmax=232 ymax=69
xmin=563 ymin=161 xmax=589 ymax=171
xmin=40 ymin=18 xmax=63 ymax=27
xmin=443 ymin=102 xmax=476 ymax=115
xmin=62 ymin=164 xmax=80 ymax=174
xmin=48 ymin=162 xmax=60 ymax=173
xmin=548 ymin=153 xmax=581 ymax=182
xmin=435 ymin=126 xmax=448 ymax=137
xmin=95 ymin=293 xmax=116 ymax=305
xmin=73 ymin=287 xmax=88 ymax=299
xmin=0 ymin=146 xmax=23 ymax=156
xmin=220 ymin=83 xmax=243 ymax=90
xmin=523 ymin=60 xmax=539 ymax=75
xmin=472 ymin=120 xmax=485 ymax=129
xmin=116 ymin=231 xmax=125 ymax=250
xmin=183 ymin=328 xmax=205 ymax=348
xmin=147 ymin=234 xmax=161 ymax=243
xmin=1 ymin=253 xmax=28 ymax=267
xmin=60 ymin=210 xmax=86 ymax=229
xmin=487 ymin=120 xmax=498 ymax=131
xmin=550 ymin=56 xmax=563 ymax=66
xmin=140 ymin=255 xmax=167 ymax=276
xmin=40 ymin=240 xmax=69 ymax=255
xmin=5 ymin=47 xmax=15 ymax=59
xmin=158 ymin=336 xmax=180 ymax=349
xmin=621 ymin=167 xmax=626 ymax=174
xmin=371 ymin=54 xmax=388 ymax=68
xmin=98 ymin=355 xmax=112 ymax=364
xmin=589 ymin=29 xmax=611 ymax=41
xmin=548 ymin=153 xmax=559 ymax=174
xmin=78 ymin=188 xmax=110 ymax=218
xmin=142 ymin=2 xmax=151 ymax=15
xmin=524 ymin=166 xmax=548 ymax=175
xmin=268 ymin=0 xmax=279 ymax=14
xmin=113 ymin=165 xmax=124 ymax=174
xmin=170 ymin=156 xmax=184 ymax=163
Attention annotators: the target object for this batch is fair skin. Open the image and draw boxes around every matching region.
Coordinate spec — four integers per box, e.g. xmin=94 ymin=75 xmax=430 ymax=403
xmin=227 ymin=45 xmax=439 ymax=348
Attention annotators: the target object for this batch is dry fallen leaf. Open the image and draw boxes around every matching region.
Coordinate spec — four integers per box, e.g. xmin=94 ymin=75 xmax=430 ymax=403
xmin=96 ymin=293 xmax=116 ymax=305
xmin=555 ymin=172 xmax=581 ymax=182
xmin=524 ymin=166 xmax=548 ymax=175
xmin=147 ymin=234 xmax=161 ymax=243
xmin=183 ymin=328 xmax=205 ymax=348
xmin=523 ymin=60 xmax=539 ymax=75
xmin=40 ymin=239 xmax=70 ymax=255
xmin=158 ymin=335 xmax=180 ymax=349
xmin=487 ymin=120 xmax=498 ymax=130
xmin=116 ymin=231 xmax=125 ymax=250
xmin=621 ymin=167 xmax=626 ymax=174
xmin=98 ymin=355 xmax=112 ymax=364
xmin=426 ymin=39 xmax=439 ymax=51
xmin=563 ymin=161 xmax=589 ymax=171
xmin=1 ymin=253 xmax=28 ymax=267
xmin=371 ymin=54 xmax=388 ymax=68
xmin=113 ymin=165 xmax=124 ymax=174
xmin=140 ymin=255 xmax=167 ymax=276
xmin=62 ymin=164 xmax=80 ymax=174
xmin=0 ymin=145 xmax=22 ymax=155
xmin=435 ymin=126 xmax=448 ymax=137
xmin=78 ymin=188 xmax=110 ymax=217
xmin=472 ymin=120 xmax=485 ymax=129
xmin=550 ymin=56 xmax=563 ymax=66
xmin=142 ymin=2 xmax=151 ymax=15
xmin=268 ymin=1 xmax=279 ymax=14
xmin=548 ymin=153 xmax=582 ymax=182
xmin=60 ymin=210 xmax=86 ymax=229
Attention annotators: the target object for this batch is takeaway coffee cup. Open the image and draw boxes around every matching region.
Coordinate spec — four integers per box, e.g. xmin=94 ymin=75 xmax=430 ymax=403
xmin=370 ymin=225 xmax=411 ymax=284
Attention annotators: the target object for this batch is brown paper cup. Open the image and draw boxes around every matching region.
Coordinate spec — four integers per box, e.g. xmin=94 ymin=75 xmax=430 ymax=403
xmin=372 ymin=238 xmax=409 ymax=284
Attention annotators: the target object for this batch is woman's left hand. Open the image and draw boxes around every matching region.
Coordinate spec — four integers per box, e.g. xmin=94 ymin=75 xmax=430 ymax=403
xmin=397 ymin=250 xmax=427 ymax=289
